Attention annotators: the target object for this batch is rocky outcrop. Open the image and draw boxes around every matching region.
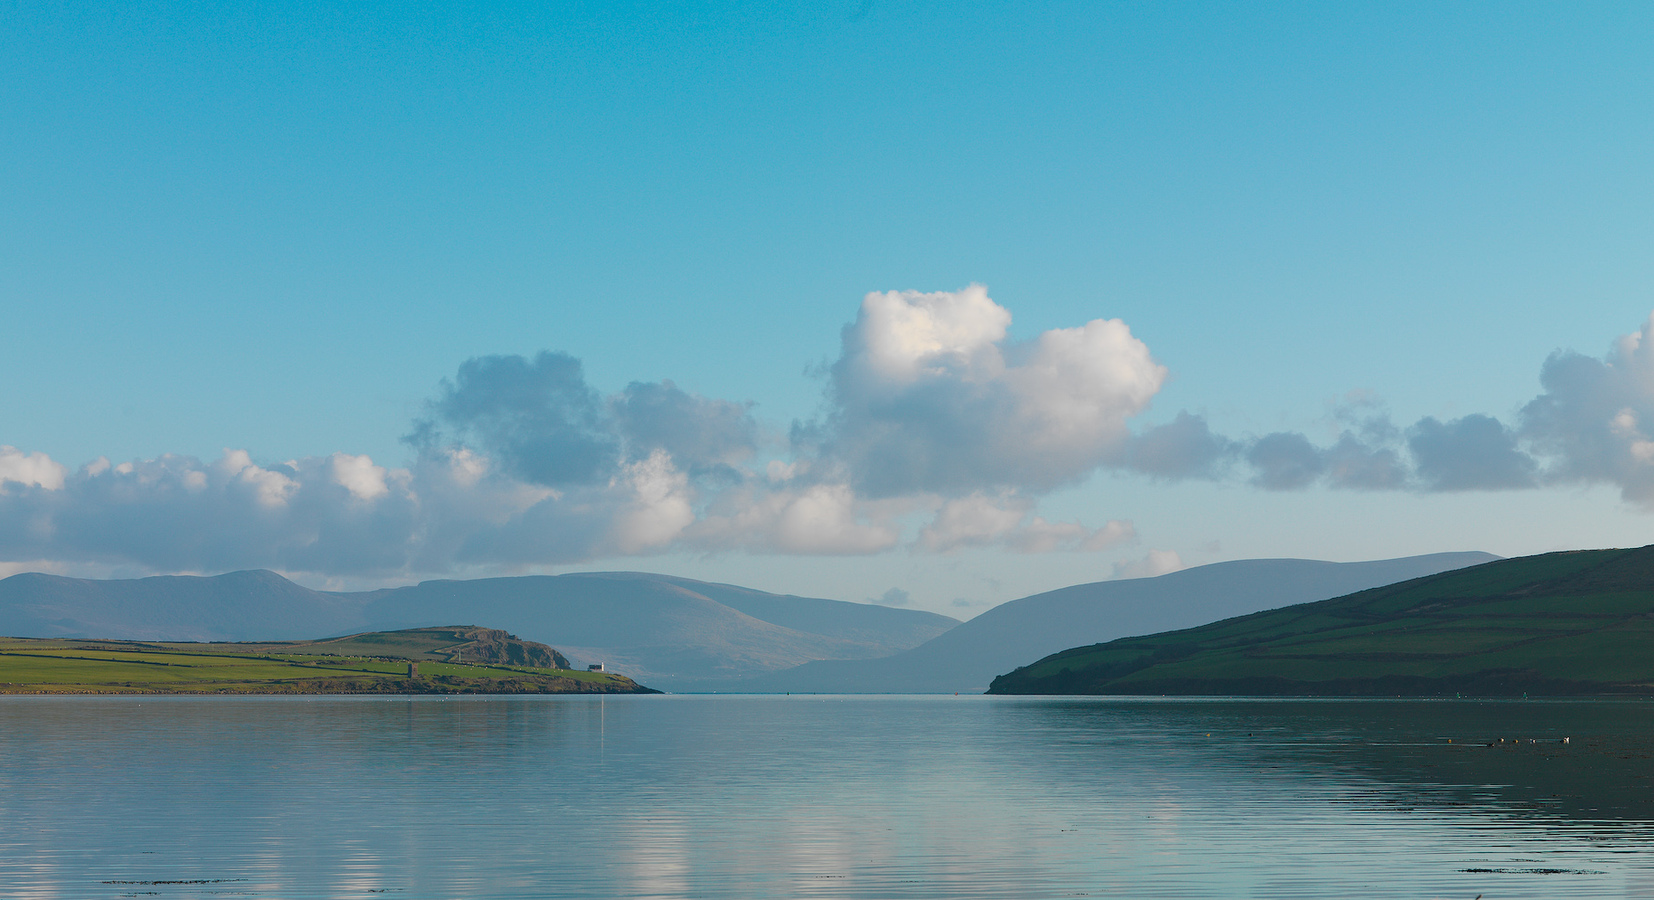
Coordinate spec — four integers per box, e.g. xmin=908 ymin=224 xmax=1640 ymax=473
xmin=440 ymin=627 xmax=571 ymax=669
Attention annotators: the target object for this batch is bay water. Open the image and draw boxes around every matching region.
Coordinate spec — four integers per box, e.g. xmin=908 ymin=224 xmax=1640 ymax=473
xmin=3 ymin=695 xmax=1654 ymax=898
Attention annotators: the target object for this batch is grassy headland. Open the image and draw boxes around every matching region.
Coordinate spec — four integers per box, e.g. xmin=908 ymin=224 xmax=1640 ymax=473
xmin=0 ymin=626 xmax=657 ymax=694
xmin=989 ymin=546 xmax=1654 ymax=696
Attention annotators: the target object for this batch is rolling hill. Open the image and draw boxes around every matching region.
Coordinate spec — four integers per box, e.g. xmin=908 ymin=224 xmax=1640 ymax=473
xmin=0 ymin=569 xmax=361 ymax=642
xmin=0 ymin=626 xmax=652 ymax=694
xmin=718 ymin=551 xmax=1497 ymax=694
xmin=0 ymin=569 xmax=958 ymax=689
xmin=988 ymin=545 xmax=1654 ymax=696
xmin=290 ymin=625 xmax=571 ymax=669
xmin=349 ymin=572 xmax=959 ymax=688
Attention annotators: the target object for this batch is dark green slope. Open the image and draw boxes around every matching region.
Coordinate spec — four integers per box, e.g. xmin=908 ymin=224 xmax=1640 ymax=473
xmin=989 ymin=546 xmax=1654 ymax=696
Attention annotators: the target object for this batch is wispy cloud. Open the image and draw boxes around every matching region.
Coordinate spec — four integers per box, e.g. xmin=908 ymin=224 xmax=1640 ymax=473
xmin=1112 ymin=549 xmax=1184 ymax=579
xmin=916 ymin=492 xmax=1133 ymax=554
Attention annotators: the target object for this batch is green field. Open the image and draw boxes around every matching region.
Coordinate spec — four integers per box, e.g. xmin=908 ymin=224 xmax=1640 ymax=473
xmin=989 ymin=546 xmax=1654 ymax=696
xmin=0 ymin=627 xmax=656 ymax=694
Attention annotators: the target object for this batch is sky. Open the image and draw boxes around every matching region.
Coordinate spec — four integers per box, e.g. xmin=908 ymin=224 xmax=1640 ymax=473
xmin=3 ymin=1 xmax=1654 ymax=617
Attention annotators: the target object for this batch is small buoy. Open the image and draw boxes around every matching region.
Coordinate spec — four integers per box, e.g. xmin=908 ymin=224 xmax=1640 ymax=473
xmin=1563 ymin=737 xmax=1570 ymax=744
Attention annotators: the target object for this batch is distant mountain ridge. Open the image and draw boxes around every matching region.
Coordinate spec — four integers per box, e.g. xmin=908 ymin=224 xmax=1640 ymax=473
xmin=0 ymin=552 xmax=1498 ymax=693
xmin=0 ymin=569 xmax=361 ymax=642
xmin=716 ymin=551 xmax=1500 ymax=694
xmin=347 ymin=572 xmax=959 ymax=688
xmin=0 ymin=569 xmax=958 ymax=690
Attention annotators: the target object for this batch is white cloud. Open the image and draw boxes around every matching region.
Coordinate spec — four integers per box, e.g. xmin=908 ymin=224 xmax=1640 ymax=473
xmin=683 ymin=482 xmax=902 ymax=556
xmin=609 ymin=450 xmax=695 ymax=553
xmin=1520 ymin=312 xmax=1654 ymax=504
xmin=330 ymin=453 xmax=390 ymax=501
xmin=773 ymin=485 xmax=902 ymax=555
xmin=1112 ymin=549 xmax=1185 ymax=579
xmin=917 ymin=493 xmax=1030 ymax=552
xmin=855 ymin=285 xmax=1011 ymax=384
xmin=819 ymin=285 xmax=1167 ymax=496
xmin=1006 ymin=317 xmax=1166 ymax=450
xmin=1222 ymin=311 xmax=1654 ymax=500
xmin=0 ymin=288 xmax=1190 ymax=576
xmin=0 ymin=450 xmax=417 ymax=575
xmin=917 ymin=492 xmax=1135 ymax=553
xmin=445 ymin=447 xmax=490 ymax=488
xmin=765 ymin=459 xmax=804 ymax=483
xmin=1220 ymin=311 xmax=1654 ymax=500
xmin=0 ymin=446 xmax=67 ymax=492
xmin=216 ymin=449 xmax=299 ymax=508
xmin=1018 ymin=517 xmax=1135 ymax=554
xmin=1612 ymin=408 xmax=1654 ymax=463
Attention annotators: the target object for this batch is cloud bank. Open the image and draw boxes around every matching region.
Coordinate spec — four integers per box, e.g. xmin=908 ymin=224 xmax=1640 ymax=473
xmin=6 ymin=288 xmax=1654 ymax=579
xmin=1195 ymin=313 xmax=1654 ymax=503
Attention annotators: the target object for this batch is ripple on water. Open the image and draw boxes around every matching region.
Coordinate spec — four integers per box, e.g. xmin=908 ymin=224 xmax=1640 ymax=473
xmin=1 ymin=695 xmax=1652 ymax=899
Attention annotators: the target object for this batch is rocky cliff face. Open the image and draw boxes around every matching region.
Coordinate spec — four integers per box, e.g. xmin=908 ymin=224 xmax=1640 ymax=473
xmin=444 ymin=627 xmax=571 ymax=669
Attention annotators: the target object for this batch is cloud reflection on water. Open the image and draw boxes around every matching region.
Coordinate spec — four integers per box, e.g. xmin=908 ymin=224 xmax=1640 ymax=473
xmin=1 ymin=696 xmax=1652 ymax=898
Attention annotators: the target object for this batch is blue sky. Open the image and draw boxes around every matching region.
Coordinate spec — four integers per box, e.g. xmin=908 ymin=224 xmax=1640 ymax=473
xmin=3 ymin=2 xmax=1653 ymax=614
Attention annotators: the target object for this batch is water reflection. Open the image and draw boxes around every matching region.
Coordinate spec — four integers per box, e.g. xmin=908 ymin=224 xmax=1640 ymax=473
xmin=1005 ymin=697 xmax=1654 ymax=821
xmin=1 ymin=696 xmax=1653 ymax=898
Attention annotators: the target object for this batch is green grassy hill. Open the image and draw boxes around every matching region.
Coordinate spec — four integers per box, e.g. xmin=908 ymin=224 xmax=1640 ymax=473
xmin=279 ymin=625 xmax=573 ymax=668
xmin=989 ymin=546 xmax=1654 ymax=696
xmin=0 ymin=626 xmax=656 ymax=694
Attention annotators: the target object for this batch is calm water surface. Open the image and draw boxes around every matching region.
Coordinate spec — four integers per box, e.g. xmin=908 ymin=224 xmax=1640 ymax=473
xmin=3 ymin=695 xmax=1654 ymax=899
